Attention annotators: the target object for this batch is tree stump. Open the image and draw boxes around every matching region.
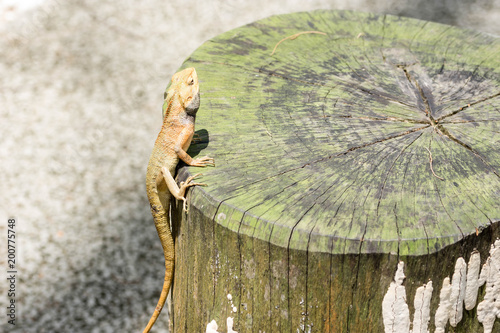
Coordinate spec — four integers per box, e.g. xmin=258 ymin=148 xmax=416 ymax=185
xmin=170 ymin=10 xmax=500 ymax=333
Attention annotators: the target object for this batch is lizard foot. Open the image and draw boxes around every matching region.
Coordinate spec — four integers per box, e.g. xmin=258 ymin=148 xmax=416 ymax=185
xmin=179 ymin=173 xmax=207 ymax=212
xmin=180 ymin=173 xmax=208 ymax=191
xmin=190 ymin=156 xmax=215 ymax=167
xmin=191 ymin=132 xmax=201 ymax=144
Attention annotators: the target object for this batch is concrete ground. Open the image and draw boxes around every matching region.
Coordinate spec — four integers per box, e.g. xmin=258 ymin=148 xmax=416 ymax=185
xmin=0 ymin=0 xmax=498 ymax=332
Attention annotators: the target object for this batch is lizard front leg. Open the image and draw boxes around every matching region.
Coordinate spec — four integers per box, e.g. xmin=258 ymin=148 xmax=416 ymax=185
xmin=161 ymin=167 xmax=206 ymax=211
xmin=166 ymin=127 xmax=214 ymax=210
xmin=174 ymin=127 xmax=215 ymax=167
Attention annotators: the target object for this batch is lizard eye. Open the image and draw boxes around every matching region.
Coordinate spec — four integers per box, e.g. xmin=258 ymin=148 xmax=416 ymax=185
xmin=188 ymin=77 xmax=195 ymax=85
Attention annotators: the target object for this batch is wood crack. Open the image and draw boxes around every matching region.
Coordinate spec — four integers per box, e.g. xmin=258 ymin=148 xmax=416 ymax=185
xmin=435 ymin=125 xmax=499 ymax=178
xmin=395 ymin=61 xmax=500 ymax=180
xmin=344 ymin=207 xmax=357 ymax=333
xmin=435 ymin=137 xmax=495 ymax=225
xmin=415 ymin=138 xmax=432 ymax=256
xmin=342 ymin=147 xmax=393 ymax=255
xmin=376 ymin=131 xmax=423 ymax=216
xmin=338 ymin=115 xmax=427 ymax=124
xmin=436 ymin=91 xmax=500 ymax=122
xmin=393 ymin=203 xmax=401 ymax=262
xmin=398 ymin=65 xmax=434 ymax=120
xmin=335 ymin=125 xmax=430 ymax=157
xmin=445 ymin=48 xmax=497 ymax=104
xmin=236 ymin=214 xmax=244 ymax=331
xmin=440 ymin=118 xmax=500 ymax=124
xmin=435 ymin=175 xmax=465 ymax=239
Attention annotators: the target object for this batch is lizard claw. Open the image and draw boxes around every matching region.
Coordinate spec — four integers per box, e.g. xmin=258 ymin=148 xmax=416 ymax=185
xmin=191 ymin=132 xmax=202 ymax=144
xmin=190 ymin=156 xmax=215 ymax=167
xmin=181 ymin=173 xmax=207 ymax=187
xmin=179 ymin=173 xmax=208 ymax=213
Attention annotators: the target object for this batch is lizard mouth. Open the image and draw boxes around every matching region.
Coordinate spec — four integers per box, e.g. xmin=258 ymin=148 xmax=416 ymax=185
xmin=185 ymin=91 xmax=200 ymax=116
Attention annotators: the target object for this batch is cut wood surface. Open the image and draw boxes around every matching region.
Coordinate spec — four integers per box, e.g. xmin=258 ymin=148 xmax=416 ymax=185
xmin=170 ymin=10 xmax=500 ymax=332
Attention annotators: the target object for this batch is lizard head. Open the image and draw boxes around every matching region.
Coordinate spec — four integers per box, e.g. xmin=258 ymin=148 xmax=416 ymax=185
xmin=164 ymin=67 xmax=200 ymax=117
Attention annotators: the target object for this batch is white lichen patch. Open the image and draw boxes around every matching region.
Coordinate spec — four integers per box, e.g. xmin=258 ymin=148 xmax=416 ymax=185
xmin=383 ymin=239 xmax=500 ymax=333
xmin=206 ymin=318 xmax=238 ymax=333
xmin=435 ymin=255 xmax=479 ymax=330
xmin=205 ymin=294 xmax=240 ymax=333
xmin=465 ymin=250 xmax=481 ymax=310
xmin=477 ymin=240 xmax=500 ymax=333
xmin=411 ymin=281 xmax=433 ymax=333
xmin=449 ymin=257 xmax=467 ymax=327
xmin=217 ymin=212 xmax=227 ymax=223
xmin=227 ymin=293 xmax=237 ymax=313
xmin=206 ymin=319 xmax=219 ymax=333
xmin=434 ymin=277 xmax=452 ymax=333
xmin=382 ymin=261 xmax=410 ymax=333
xmin=227 ymin=317 xmax=238 ymax=333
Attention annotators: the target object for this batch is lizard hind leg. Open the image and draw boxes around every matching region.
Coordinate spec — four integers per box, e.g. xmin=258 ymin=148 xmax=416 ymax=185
xmin=161 ymin=168 xmax=207 ymax=211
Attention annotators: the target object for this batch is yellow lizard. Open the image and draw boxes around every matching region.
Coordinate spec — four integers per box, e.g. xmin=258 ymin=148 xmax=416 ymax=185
xmin=143 ymin=67 xmax=214 ymax=332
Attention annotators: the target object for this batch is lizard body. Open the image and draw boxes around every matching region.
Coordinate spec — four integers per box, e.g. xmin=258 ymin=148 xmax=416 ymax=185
xmin=144 ymin=67 xmax=214 ymax=333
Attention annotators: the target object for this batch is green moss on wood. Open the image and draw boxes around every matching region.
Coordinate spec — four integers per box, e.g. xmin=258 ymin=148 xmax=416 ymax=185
xmin=182 ymin=9 xmax=499 ymax=256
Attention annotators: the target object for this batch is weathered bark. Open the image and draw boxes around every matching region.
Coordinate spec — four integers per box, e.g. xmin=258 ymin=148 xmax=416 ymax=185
xmin=169 ymin=10 xmax=500 ymax=333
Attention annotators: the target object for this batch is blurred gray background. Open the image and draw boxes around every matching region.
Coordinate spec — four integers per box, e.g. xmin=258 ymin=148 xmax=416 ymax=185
xmin=0 ymin=0 xmax=499 ymax=332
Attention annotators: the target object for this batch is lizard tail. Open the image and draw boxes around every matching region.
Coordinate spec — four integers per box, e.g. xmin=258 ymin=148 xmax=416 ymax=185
xmin=143 ymin=198 xmax=175 ymax=333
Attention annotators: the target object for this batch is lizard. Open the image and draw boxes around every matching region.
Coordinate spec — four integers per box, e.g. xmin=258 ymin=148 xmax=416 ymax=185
xmin=143 ymin=67 xmax=214 ymax=333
